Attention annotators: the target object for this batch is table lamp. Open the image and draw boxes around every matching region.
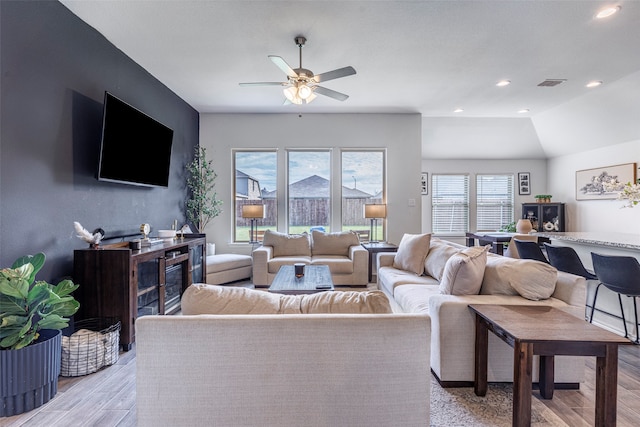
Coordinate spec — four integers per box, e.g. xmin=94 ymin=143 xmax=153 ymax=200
xmin=364 ymin=203 xmax=386 ymax=243
xmin=242 ymin=204 xmax=265 ymax=243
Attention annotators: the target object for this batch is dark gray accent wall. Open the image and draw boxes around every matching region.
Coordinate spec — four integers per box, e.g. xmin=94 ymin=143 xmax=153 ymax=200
xmin=0 ymin=1 xmax=199 ymax=281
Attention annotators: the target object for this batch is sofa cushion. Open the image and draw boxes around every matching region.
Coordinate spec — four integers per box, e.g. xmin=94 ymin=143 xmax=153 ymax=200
xmin=424 ymin=238 xmax=462 ymax=280
xmin=378 ymin=266 xmax=440 ymax=296
xmin=300 ymin=290 xmax=392 ymax=313
xmin=481 ymin=256 xmax=558 ymax=301
xmin=206 ymin=254 xmax=252 ymax=273
xmin=181 ymin=283 xmax=392 ymax=315
xmin=263 ymin=230 xmax=311 ymax=257
xmin=393 ymin=284 xmax=442 ymax=315
xmin=439 ymin=245 xmax=489 ymax=296
xmin=310 ymin=256 xmax=354 ymax=274
xmin=267 ymin=256 xmax=311 ymax=274
xmin=393 ymin=233 xmax=432 ymax=275
xmin=311 ymin=230 xmax=360 ymax=256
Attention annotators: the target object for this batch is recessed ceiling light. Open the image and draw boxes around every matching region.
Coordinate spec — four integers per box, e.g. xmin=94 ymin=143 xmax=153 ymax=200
xmin=453 ymin=108 xmax=464 ymax=113
xmin=517 ymin=109 xmax=530 ymax=114
xmin=586 ymin=80 xmax=603 ymax=88
xmin=496 ymin=80 xmax=511 ymax=87
xmin=596 ymin=5 xmax=621 ymax=19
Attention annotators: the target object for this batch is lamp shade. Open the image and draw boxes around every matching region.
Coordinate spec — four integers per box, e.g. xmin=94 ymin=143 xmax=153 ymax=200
xmin=364 ymin=204 xmax=387 ymax=219
xmin=242 ymin=204 xmax=265 ymax=219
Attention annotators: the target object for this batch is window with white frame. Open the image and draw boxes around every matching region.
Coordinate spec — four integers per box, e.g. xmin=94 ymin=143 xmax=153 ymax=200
xmin=287 ymin=150 xmax=331 ymax=233
xmin=341 ymin=150 xmax=385 ymax=241
xmin=233 ymin=150 xmax=277 ymax=242
xmin=476 ymin=174 xmax=514 ymax=231
xmin=431 ymin=174 xmax=469 ymax=235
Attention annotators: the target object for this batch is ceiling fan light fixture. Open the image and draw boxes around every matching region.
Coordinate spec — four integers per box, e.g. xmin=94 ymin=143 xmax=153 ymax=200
xmin=596 ymin=5 xmax=621 ymax=19
xmin=283 ymin=86 xmax=301 ymax=104
xmin=298 ymin=84 xmax=313 ymax=99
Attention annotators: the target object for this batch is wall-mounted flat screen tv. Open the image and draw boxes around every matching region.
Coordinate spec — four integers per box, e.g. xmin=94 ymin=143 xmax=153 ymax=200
xmin=97 ymin=92 xmax=174 ymax=188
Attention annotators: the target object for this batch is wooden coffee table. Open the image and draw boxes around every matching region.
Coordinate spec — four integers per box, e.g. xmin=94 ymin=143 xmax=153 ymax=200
xmin=268 ymin=265 xmax=334 ymax=295
xmin=469 ymin=304 xmax=631 ymax=427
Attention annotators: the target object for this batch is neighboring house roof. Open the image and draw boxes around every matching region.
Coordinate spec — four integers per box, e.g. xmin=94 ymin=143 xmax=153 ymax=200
xmin=261 ymin=175 xmax=373 ymax=199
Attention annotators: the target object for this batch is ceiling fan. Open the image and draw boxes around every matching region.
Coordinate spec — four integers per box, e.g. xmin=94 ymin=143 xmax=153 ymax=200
xmin=239 ymin=36 xmax=356 ymax=104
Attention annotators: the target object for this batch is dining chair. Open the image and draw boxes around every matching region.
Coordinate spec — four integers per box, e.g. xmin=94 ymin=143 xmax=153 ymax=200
xmin=591 ymin=253 xmax=640 ymax=344
xmin=544 ymin=244 xmax=597 ymax=280
xmin=503 ymin=234 xmax=537 ymax=259
xmin=513 ymin=239 xmax=549 ymax=263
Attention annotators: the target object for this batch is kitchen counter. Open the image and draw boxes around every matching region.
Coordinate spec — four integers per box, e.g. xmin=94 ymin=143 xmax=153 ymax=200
xmin=536 ymin=232 xmax=640 ymax=251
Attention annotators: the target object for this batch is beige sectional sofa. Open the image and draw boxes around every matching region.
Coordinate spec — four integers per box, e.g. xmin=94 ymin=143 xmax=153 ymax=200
xmin=136 ymin=284 xmax=431 ymax=427
xmin=252 ymin=230 xmax=368 ymax=287
xmin=377 ymin=235 xmax=587 ymax=387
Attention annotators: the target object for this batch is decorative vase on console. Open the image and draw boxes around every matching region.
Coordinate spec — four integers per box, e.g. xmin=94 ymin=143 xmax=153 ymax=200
xmin=516 ymin=218 xmax=533 ymax=234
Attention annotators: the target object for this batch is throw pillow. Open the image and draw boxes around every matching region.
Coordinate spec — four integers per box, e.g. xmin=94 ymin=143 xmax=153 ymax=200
xmin=311 ymin=230 xmax=360 ymax=256
xmin=480 ymin=257 xmax=558 ymax=300
xmin=262 ymin=230 xmax=311 ymax=257
xmin=439 ymin=245 xmax=489 ymax=295
xmin=393 ymin=233 xmax=432 ymax=275
xmin=424 ymin=238 xmax=463 ymax=280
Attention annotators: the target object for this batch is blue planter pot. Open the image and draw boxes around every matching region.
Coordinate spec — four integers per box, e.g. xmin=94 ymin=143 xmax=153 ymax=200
xmin=1 ymin=330 xmax=62 ymax=417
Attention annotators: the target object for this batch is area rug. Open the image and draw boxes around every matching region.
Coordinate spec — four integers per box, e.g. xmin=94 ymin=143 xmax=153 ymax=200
xmin=430 ymin=378 xmax=569 ymax=427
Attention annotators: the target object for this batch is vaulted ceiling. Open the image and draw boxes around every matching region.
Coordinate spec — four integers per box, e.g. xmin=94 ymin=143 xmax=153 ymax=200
xmin=60 ymin=1 xmax=640 ymax=159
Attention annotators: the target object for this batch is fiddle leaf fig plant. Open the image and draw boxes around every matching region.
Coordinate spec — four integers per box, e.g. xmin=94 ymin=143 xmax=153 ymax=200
xmin=186 ymin=146 xmax=223 ymax=231
xmin=0 ymin=253 xmax=79 ymax=350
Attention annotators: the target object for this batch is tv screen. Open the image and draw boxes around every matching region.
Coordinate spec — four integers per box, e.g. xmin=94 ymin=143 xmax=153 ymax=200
xmin=98 ymin=92 xmax=174 ymax=188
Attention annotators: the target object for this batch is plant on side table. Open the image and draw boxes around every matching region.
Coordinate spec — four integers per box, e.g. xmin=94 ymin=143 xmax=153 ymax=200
xmin=0 ymin=253 xmax=79 ymax=417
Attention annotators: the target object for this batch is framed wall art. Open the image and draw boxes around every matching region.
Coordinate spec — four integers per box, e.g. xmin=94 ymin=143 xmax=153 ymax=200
xmin=518 ymin=172 xmax=531 ymax=195
xmin=575 ymin=162 xmax=637 ymax=200
xmin=421 ymin=172 xmax=428 ymax=195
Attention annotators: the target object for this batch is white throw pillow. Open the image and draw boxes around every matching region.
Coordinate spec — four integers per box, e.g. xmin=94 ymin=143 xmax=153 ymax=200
xmin=439 ymin=245 xmax=489 ymax=295
xmin=424 ymin=239 xmax=462 ymax=280
xmin=481 ymin=257 xmax=558 ymax=300
xmin=393 ymin=233 xmax=432 ymax=275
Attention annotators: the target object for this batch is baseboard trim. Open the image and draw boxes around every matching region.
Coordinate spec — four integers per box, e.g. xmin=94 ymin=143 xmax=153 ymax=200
xmin=431 ymin=369 xmax=580 ymax=390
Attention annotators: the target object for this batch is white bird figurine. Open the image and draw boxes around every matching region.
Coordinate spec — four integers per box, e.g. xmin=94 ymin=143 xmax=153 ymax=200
xmin=73 ymin=221 xmax=104 ymax=245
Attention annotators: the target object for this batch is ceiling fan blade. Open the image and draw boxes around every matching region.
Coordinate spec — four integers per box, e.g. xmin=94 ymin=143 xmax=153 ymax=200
xmin=313 ymin=66 xmax=356 ymax=83
xmin=239 ymin=82 xmax=285 ymax=86
xmin=314 ymin=86 xmax=349 ymax=101
xmin=269 ymin=55 xmax=298 ymax=78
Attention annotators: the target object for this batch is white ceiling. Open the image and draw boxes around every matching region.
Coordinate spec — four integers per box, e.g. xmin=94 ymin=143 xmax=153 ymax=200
xmin=60 ymin=1 xmax=640 ymax=158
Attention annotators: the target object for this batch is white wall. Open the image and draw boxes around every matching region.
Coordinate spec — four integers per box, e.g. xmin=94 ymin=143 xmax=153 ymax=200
xmin=547 ymin=139 xmax=640 ymax=233
xmin=421 ymin=159 xmax=548 ymax=244
xmin=199 ymin=113 xmax=422 ymax=255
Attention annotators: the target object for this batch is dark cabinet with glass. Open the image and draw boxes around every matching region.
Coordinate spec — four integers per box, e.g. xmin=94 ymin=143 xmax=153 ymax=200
xmin=73 ymin=236 xmax=206 ymax=351
xmin=521 ymin=203 xmax=565 ymax=232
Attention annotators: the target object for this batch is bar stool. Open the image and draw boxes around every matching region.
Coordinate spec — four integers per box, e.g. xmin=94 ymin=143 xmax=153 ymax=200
xmin=544 ymin=244 xmax=597 ymax=280
xmin=514 ymin=239 xmax=549 ymax=263
xmin=591 ymin=253 xmax=640 ymax=344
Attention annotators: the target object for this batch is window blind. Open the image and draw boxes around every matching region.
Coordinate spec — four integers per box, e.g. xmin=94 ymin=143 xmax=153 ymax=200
xmin=432 ymin=174 xmax=469 ymax=234
xmin=476 ymin=174 xmax=514 ymax=231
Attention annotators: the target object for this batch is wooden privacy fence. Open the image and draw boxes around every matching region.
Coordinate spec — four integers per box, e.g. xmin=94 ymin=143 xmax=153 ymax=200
xmin=236 ymin=198 xmax=371 ymax=227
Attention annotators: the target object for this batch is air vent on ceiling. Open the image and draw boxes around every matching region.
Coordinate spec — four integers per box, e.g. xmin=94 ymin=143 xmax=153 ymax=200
xmin=537 ymin=79 xmax=567 ymax=87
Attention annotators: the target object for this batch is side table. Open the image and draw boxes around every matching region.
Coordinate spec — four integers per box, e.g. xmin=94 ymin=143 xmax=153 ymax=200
xmin=361 ymin=242 xmax=398 ymax=283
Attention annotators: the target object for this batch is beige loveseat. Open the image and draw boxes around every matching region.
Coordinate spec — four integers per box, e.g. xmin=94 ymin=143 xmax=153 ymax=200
xmin=136 ymin=284 xmax=431 ymax=427
xmin=377 ymin=235 xmax=587 ymax=387
xmin=252 ymin=230 xmax=368 ymax=287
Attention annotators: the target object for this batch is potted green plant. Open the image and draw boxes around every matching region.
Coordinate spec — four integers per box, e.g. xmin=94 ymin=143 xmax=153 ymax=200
xmin=186 ymin=146 xmax=223 ymax=232
xmin=0 ymin=253 xmax=79 ymax=417
xmin=534 ymin=194 xmax=552 ymax=203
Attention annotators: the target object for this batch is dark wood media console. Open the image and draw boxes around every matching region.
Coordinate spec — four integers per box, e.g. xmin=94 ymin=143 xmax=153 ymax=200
xmin=73 ymin=235 xmax=206 ymax=351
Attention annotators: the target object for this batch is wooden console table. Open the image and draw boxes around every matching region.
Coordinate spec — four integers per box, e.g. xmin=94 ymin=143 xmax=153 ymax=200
xmin=469 ymin=304 xmax=631 ymax=427
xmin=74 ymin=235 xmax=206 ymax=351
